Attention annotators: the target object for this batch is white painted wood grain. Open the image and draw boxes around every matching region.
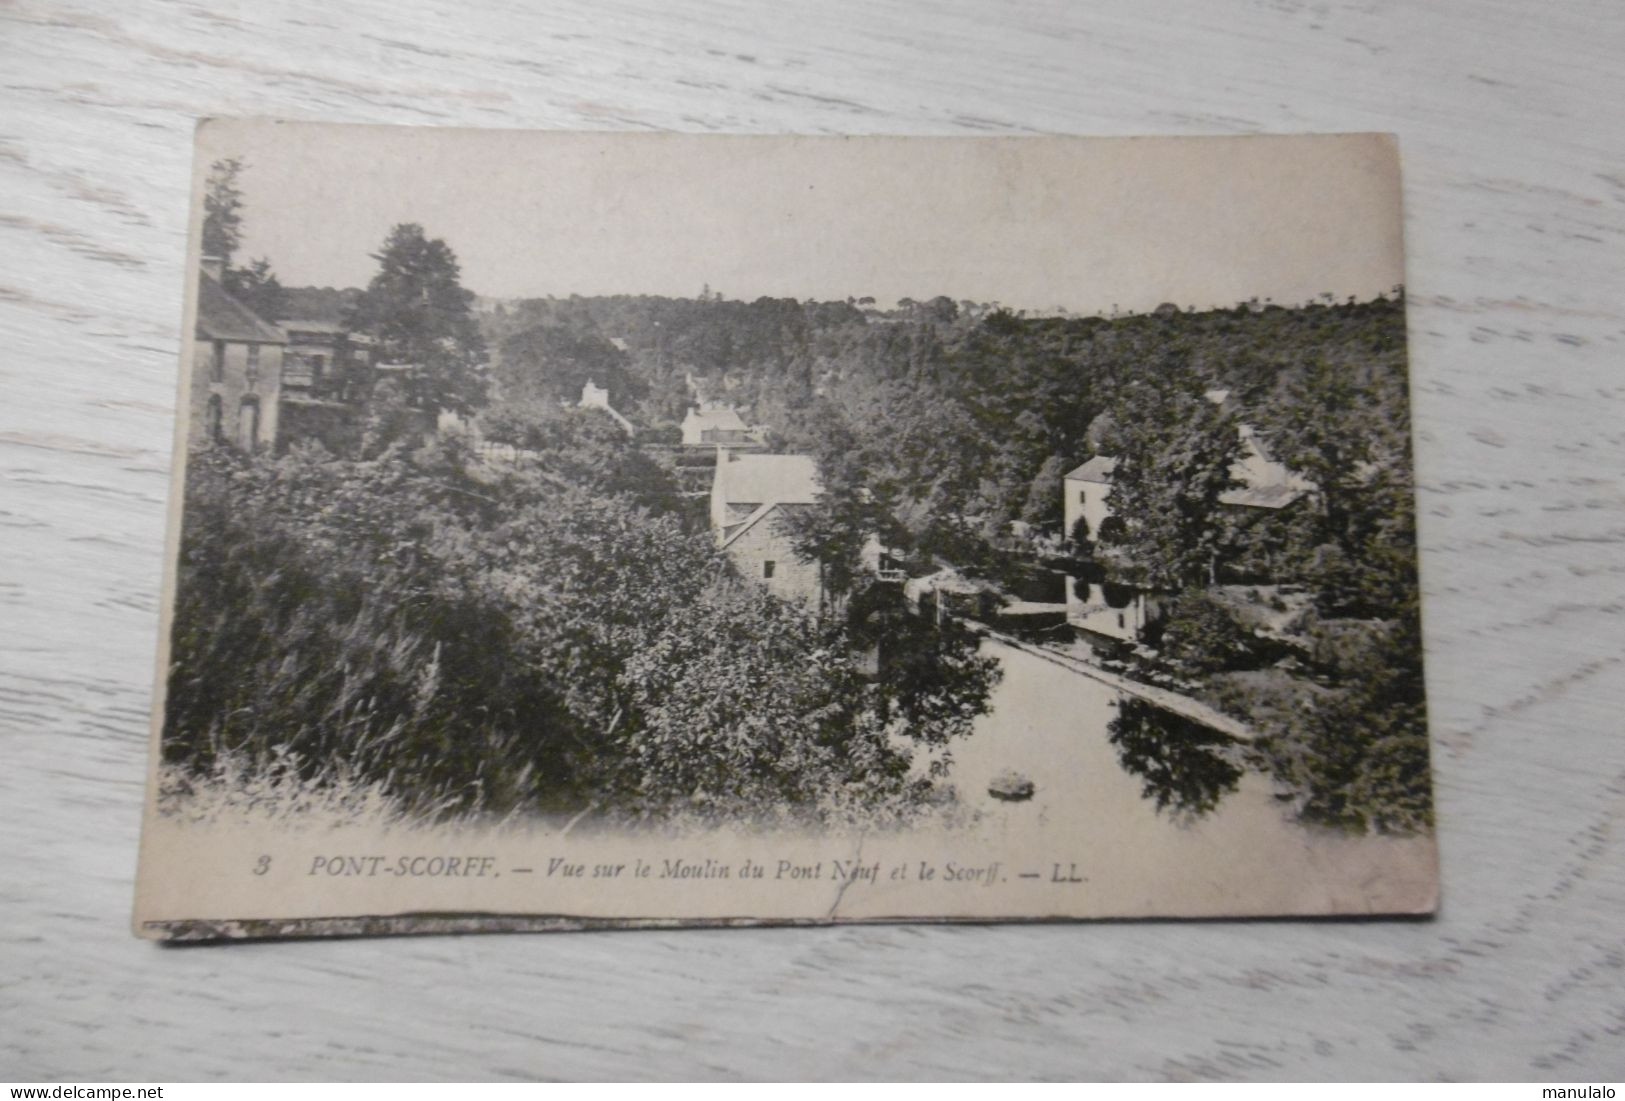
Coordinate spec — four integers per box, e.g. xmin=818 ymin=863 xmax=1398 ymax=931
xmin=2 ymin=0 xmax=1622 ymax=1082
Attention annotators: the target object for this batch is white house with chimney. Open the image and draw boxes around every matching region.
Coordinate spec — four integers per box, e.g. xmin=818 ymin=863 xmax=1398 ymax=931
xmin=578 ymin=379 xmax=635 ymax=436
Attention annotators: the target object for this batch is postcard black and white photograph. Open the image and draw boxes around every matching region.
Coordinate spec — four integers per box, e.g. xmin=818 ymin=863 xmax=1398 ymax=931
xmin=132 ymin=123 xmax=1437 ymax=937
xmin=15 ymin=0 xmax=1625 ymax=1085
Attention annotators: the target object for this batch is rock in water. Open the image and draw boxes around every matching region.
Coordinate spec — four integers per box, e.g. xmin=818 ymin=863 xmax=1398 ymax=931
xmin=988 ymin=770 xmax=1035 ymax=802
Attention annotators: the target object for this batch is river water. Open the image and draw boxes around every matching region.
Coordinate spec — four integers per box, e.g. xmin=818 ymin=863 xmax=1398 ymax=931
xmin=942 ymin=638 xmax=1437 ymax=917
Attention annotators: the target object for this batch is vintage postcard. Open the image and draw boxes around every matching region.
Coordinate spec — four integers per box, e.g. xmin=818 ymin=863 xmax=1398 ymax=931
xmin=134 ymin=122 xmax=1437 ymax=939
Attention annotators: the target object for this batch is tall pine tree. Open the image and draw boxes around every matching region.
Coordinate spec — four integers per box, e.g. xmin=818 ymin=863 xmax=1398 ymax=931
xmin=201 ymin=157 xmax=244 ymax=265
xmin=349 ymin=223 xmax=488 ymax=415
xmin=201 ymin=157 xmax=285 ymax=320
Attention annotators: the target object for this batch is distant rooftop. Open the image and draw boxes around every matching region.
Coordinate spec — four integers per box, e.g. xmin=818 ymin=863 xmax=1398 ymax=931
xmin=1219 ymin=482 xmax=1310 ymax=509
xmin=1070 ymin=430 xmax=1313 ymax=511
xmin=1225 ymin=425 xmax=1314 ymax=509
xmin=683 ymin=404 xmax=749 ymax=433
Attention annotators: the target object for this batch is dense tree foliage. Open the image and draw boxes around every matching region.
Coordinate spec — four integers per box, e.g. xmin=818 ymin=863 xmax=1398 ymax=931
xmin=1095 ymin=367 xmax=1243 ymax=589
xmin=224 ymin=256 xmax=286 ymax=323
xmin=279 ymin=285 xmax=364 ymax=321
xmin=166 ymin=418 xmax=997 ymax=824
xmin=1210 ymin=601 xmax=1432 ymax=832
xmin=477 ymin=400 xmax=680 ymax=516
xmin=216 ymin=277 xmax=1426 ymax=832
xmin=480 ymin=292 xmax=1414 ymax=583
xmin=495 ymin=325 xmax=644 ymax=411
xmin=1155 ymin=590 xmax=1259 ymax=676
xmin=348 ymin=224 xmax=488 ymax=415
xmin=470 ymin=289 xmax=1427 ymax=832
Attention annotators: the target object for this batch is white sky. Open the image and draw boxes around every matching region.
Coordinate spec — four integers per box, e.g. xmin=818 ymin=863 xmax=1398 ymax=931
xmin=200 ymin=121 xmax=1405 ymax=315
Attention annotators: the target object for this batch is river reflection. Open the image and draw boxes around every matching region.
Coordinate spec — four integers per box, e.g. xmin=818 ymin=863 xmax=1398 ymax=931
xmin=1106 ymin=696 xmax=1243 ymax=818
xmin=952 ymin=637 xmax=1250 ymax=826
xmin=947 ymin=637 xmax=1435 ymax=915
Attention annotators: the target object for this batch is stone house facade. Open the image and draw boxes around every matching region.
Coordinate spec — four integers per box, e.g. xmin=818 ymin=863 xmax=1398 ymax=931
xmin=711 ymin=452 xmax=826 ymax=608
xmin=190 ymin=260 xmax=287 ymax=454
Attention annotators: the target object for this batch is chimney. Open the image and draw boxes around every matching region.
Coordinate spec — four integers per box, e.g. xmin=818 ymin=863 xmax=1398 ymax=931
xmin=200 ymin=255 xmax=225 ymax=281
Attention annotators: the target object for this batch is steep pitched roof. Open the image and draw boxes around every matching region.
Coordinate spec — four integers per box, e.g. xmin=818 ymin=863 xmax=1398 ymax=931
xmin=719 ymin=501 xmax=781 ymax=549
xmin=1221 ymin=425 xmax=1313 ymax=509
xmin=1065 ymin=456 xmax=1118 ymax=483
xmin=195 ymin=270 xmax=287 ymax=344
xmin=714 ymin=453 xmax=821 ymax=507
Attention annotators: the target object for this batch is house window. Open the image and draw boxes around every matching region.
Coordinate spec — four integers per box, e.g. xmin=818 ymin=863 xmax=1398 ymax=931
xmin=210 ymin=341 xmax=225 ymax=382
xmin=1080 ymin=490 xmax=1088 ymax=504
xmin=1117 ymin=613 xmax=1126 ymax=629
xmin=205 ymin=394 xmax=223 ymax=444
xmin=237 ymin=397 xmax=260 ymax=451
xmin=763 ymin=560 xmax=776 ymax=579
xmin=246 ymin=343 xmax=261 ymax=387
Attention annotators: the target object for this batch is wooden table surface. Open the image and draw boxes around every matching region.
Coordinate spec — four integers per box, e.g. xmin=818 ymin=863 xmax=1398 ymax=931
xmin=3 ymin=0 xmax=1622 ymax=1082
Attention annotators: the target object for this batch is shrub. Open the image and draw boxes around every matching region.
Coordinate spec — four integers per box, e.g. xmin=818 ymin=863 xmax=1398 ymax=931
xmin=1233 ymin=612 xmax=1432 ymax=833
xmin=164 ymin=440 xmax=999 ymax=827
xmin=1156 ymin=590 xmax=1259 ymax=675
